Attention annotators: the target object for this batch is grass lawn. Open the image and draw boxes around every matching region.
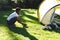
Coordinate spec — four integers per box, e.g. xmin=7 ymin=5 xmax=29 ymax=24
xmin=0 ymin=9 xmax=60 ymax=40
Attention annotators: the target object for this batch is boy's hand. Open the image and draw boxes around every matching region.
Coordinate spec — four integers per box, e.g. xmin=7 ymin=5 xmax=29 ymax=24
xmin=22 ymin=23 xmax=27 ymax=26
xmin=22 ymin=23 xmax=28 ymax=28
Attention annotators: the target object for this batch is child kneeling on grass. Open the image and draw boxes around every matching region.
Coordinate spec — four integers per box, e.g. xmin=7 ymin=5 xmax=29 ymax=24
xmin=7 ymin=7 xmax=27 ymax=28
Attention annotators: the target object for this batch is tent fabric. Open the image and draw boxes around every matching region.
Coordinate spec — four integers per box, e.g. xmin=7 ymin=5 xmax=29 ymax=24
xmin=41 ymin=8 xmax=55 ymax=25
xmin=38 ymin=0 xmax=60 ymax=25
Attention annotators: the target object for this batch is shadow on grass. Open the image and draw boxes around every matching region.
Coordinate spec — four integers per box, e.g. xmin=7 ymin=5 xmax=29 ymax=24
xmin=22 ymin=10 xmax=36 ymax=14
xmin=21 ymin=10 xmax=39 ymax=24
xmin=1 ymin=10 xmax=60 ymax=36
xmin=8 ymin=25 xmax=38 ymax=40
xmin=0 ymin=10 xmax=38 ymax=40
xmin=43 ymin=24 xmax=60 ymax=33
xmin=0 ymin=11 xmax=20 ymax=40
xmin=0 ymin=11 xmax=13 ymax=26
xmin=44 ymin=28 xmax=60 ymax=33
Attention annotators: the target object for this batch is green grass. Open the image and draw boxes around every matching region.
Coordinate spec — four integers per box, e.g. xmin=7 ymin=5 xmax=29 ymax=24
xmin=0 ymin=9 xmax=60 ymax=40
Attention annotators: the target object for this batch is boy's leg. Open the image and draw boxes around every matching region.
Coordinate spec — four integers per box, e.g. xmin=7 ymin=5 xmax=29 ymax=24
xmin=7 ymin=17 xmax=17 ymax=29
xmin=9 ymin=17 xmax=17 ymax=24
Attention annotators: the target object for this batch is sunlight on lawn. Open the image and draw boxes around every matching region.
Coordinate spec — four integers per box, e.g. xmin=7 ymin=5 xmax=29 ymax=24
xmin=0 ymin=9 xmax=60 ymax=40
xmin=0 ymin=26 xmax=14 ymax=40
xmin=3 ymin=15 xmax=8 ymax=18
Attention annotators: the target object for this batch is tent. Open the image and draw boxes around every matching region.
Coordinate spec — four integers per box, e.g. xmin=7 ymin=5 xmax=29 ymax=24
xmin=38 ymin=0 xmax=60 ymax=25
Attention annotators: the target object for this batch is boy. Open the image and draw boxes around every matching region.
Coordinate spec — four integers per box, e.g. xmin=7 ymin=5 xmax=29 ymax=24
xmin=7 ymin=7 xmax=27 ymax=28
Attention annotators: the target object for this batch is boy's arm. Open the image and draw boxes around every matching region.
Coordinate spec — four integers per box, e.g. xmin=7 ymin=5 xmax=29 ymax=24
xmin=16 ymin=16 xmax=26 ymax=25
